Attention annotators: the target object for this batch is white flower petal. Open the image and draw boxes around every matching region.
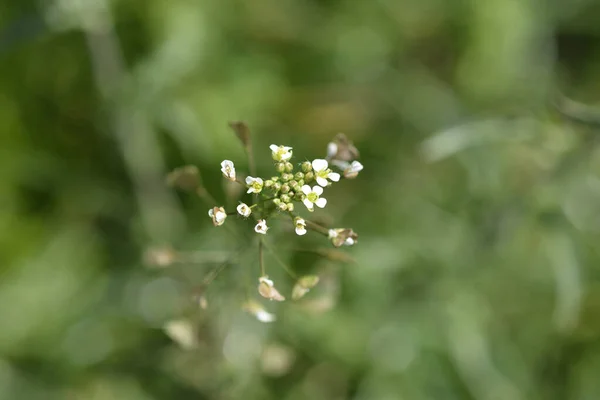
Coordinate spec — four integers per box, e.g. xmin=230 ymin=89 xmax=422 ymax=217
xmin=316 ymin=176 xmax=328 ymax=187
xmin=312 ymin=186 xmax=323 ymax=195
xmin=302 ymin=199 xmax=314 ymax=211
xmin=269 ymin=144 xmax=278 ymax=152
xmin=329 ymin=172 xmax=340 ymax=182
xmin=315 ymin=197 xmax=327 ymax=208
xmin=295 ymin=227 xmax=307 ymax=235
xmin=256 ymin=310 xmax=276 ymax=323
xmin=351 ymin=161 xmax=364 ymax=172
xmin=327 ymin=142 xmax=338 ymax=158
xmin=312 ymin=159 xmax=328 ymax=172
xmin=208 ymin=209 xmax=214 ymax=217
xmin=245 ymin=176 xmax=254 ymax=185
xmin=301 ymin=185 xmax=312 ymax=195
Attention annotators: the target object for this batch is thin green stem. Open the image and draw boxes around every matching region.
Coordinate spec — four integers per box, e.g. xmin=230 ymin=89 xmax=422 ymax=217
xmin=258 ymin=237 xmax=265 ymax=276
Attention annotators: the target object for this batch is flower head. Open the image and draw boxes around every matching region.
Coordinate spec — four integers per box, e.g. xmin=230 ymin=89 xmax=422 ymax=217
xmin=243 ymin=300 xmax=276 ymax=323
xmin=328 ymin=228 xmax=358 ymax=247
xmin=258 ymin=276 xmax=285 ymax=301
xmin=294 ymin=217 xmax=307 ymax=236
xmin=208 ymin=206 xmax=227 ymax=226
xmin=301 ymin=185 xmax=327 ymax=212
xmin=311 ymin=159 xmax=340 ymax=187
xmin=255 ymin=219 xmax=269 ymax=234
xmin=246 ymin=176 xmax=264 ymax=194
xmin=237 ymin=202 xmax=252 ymax=217
xmin=220 ymin=160 xmax=236 ymax=181
xmin=343 ymin=160 xmax=363 ymax=179
xmin=270 ymin=145 xmax=293 ymax=162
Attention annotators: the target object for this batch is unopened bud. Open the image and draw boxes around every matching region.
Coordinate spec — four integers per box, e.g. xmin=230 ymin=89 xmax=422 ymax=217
xmin=285 ymin=162 xmax=294 ymax=172
xmin=278 ymin=202 xmax=288 ymax=211
xmin=280 ymin=194 xmax=291 ymax=203
xmin=265 ymin=180 xmax=274 ymax=188
xmin=280 ymin=184 xmax=290 ymax=194
xmin=287 ymin=203 xmax=294 ymax=212
xmin=301 ymin=161 xmax=312 ymax=173
xmin=304 ymin=172 xmax=314 ymax=182
xmin=276 ymin=163 xmax=286 ymax=173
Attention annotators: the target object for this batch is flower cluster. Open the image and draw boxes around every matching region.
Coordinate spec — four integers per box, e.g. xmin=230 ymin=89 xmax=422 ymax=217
xmin=166 ymin=126 xmax=362 ymax=325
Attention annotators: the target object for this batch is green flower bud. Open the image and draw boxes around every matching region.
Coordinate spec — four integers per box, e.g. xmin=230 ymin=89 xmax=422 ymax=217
xmin=271 ymin=176 xmax=280 ymax=182
xmin=278 ymin=202 xmax=288 ymax=211
xmin=282 ymin=173 xmax=293 ymax=182
xmin=288 ymin=190 xmax=295 ymax=198
xmin=274 ymin=182 xmax=282 ymax=191
xmin=294 ymin=192 xmax=304 ymax=201
xmin=264 ymin=180 xmax=274 ymax=188
xmin=281 ymin=184 xmax=290 ymax=194
xmin=296 ymin=179 xmax=304 ymax=187
xmin=273 ymin=198 xmax=281 ymax=206
xmin=280 ymin=194 xmax=291 ymax=203
xmin=301 ymin=161 xmax=312 ymax=173
xmin=294 ymin=172 xmax=304 ymax=181
xmin=285 ymin=162 xmax=294 ymax=173
xmin=304 ymin=172 xmax=314 ymax=182
xmin=287 ymin=203 xmax=295 ymax=212
xmin=276 ymin=163 xmax=286 ymax=173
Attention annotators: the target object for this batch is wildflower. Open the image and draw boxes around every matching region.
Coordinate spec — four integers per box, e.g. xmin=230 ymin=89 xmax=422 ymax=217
xmin=301 ymin=185 xmax=327 ymax=212
xmin=311 ymin=159 xmax=340 ymax=187
xmin=270 ymin=145 xmax=293 ymax=162
xmin=243 ymin=300 xmax=276 ymax=323
xmin=343 ymin=160 xmax=363 ymax=179
xmin=294 ymin=217 xmax=307 ymax=236
xmin=326 ymin=133 xmax=359 ymax=162
xmin=208 ymin=206 xmax=227 ymax=226
xmin=220 ymin=160 xmax=236 ymax=181
xmin=255 ymin=219 xmax=269 ymax=234
xmin=291 ymin=275 xmax=319 ymax=300
xmin=258 ymin=276 xmax=285 ymax=301
xmin=237 ymin=202 xmax=252 ymax=217
xmin=328 ymin=228 xmax=358 ymax=247
xmin=246 ymin=176 xmax=264 ymax=194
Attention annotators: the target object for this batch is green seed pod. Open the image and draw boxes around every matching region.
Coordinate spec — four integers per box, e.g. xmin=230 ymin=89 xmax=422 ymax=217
xmin=287 ymin=203 xmax=295 ymax=212
xmin=304 ymin=172 xmax=314 ymax=182
xmin=280 ymin=194 xmax=291 ymax=203
xmin=285 ymin=162 xmax=294 ymax=173
xmin=301 ymin=161 xmax=312 ymax=173
xmin=276 ymin=163 xmax=286 ymax=173
xmin=281 ymin=184 xmax=290 ymax=194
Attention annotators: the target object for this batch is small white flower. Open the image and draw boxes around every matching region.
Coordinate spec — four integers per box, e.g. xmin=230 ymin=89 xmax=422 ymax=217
xmin=328 ymin=228 xmax=358 ymax=247
xmin=220 ymin=160 xmax=236 ymax=181
xmin=343 ymin=160 xmax=364 ymax=179
xmin=237 ymin=203 xmax=252 ymax=217
xmin=311 ymin=159 xmax=341 ymax=187
xmin=208 ymin=206 xmax=227 ymax=226
xmin=294 ymin=217 xmax=307 ymax=236
xmin=243 ymin=301 xmax=276 ymax=323
xmin=255 ymin=219 xmax=269 ymax=234
xmin=258 ymin=276 xmax=285 ymax=301
xmin=245 ymin=176 xmax=264 ymax=194
xmin=270 ymin=144 xmax=293 ymax=162
xmin=301 ymin=185 xmax=327 ymax=212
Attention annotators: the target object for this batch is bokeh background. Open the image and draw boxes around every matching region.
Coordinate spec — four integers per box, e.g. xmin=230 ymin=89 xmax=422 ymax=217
xmin=3 ymin=0 xmax=600 ymax=399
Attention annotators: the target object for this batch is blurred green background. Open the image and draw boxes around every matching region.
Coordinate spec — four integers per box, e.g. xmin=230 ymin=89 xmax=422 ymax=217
xmin=3 ymin=0 xmax=600 ymax=399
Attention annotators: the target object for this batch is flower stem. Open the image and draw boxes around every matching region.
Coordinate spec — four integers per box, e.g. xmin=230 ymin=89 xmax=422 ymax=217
xmin=258 ymin=237 xmax=265 ymax=276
